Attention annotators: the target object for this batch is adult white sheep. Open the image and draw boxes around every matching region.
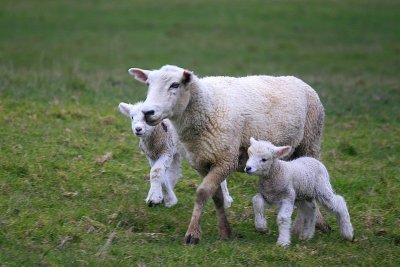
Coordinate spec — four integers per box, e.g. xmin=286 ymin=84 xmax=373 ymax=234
xmin=118 ymin=101 xmax=233 ymax=208
xmin=245 ymin=138 xmax=353 ymax=246
xmin=128 ymin=65 xmax=329 ymax=244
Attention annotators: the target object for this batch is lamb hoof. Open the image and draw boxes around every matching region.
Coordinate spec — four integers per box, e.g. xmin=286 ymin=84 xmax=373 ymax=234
xmin=340 ymin=224 xmax=354 ymax=241
xmin=277 ymin=241 xmax=290 ymax=247
xmin=164 ymin=198 xmax=177 ymax=208
xmin=223 ymin=196 xmax=233 ymax=209
xmin=163 ymin=195 xmax=178 ymax=208
xmin=255 ymin=218 xmax=268 ymax=233
xmin=316 ymin=219 xmax=331 ymax=233
xmin=146 ymin=195 xmax=164 ymax=207
xmin=299 ymin=235 xmax=312 ymax=241
xmin=147 ymin=199 xmax=163 ymax=207
xmin=255 ymin=227 xmax=268 ymax=233
xmin=298 ymin=230 xmax=315 ymax=241
xmin=341 ymin=231 xmax=354 ymax=241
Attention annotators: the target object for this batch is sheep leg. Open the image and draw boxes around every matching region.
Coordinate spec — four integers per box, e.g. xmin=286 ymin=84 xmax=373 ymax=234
xmin=293 ymin=200 xmax=317 ymax=240
xmin=291 ymin=95 xmax=331 ymax=233
xmin=146 ymin=156 xmax=171 ymax=207
xmin=167 ymin=153 xmax=182 ymax=188
xmin=161 ymin=174 xmax=177 ymax=208
xmin=291 ymin=179 xmax=330 ymax=233
xmin=252 ymin=193 xmax=268 ymax=233
xmin=184 ymin=167 xmax=230 ymax=244
xmin=162 ymin=154 xmax=181 ymax=207
xmin=317 ymin=193 xmax=354 ymax=240
xmin=212 ymin=185 xmax=232 ymax=240
xmin=276 ymin=198 xmax=295 ymax=247
xmin=290 ymin=179 xmax=330 ymax=233
xmin=221 ymin=179 xmax=233 ymax=208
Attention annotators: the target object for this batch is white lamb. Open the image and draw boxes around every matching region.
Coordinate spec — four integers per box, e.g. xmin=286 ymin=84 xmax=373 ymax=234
xmin=245 ymin=137 xmax=354 ymax=246
xmin=127 ymin=65 xmax=329 ymax=244
xmin=118 ymin=101 xmax=233 ymax=208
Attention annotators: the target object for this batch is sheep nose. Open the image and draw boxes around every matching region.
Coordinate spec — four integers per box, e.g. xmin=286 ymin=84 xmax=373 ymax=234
xmin=135 ymin=127 xmax=142 ymax=132
xmin=245 ymin=166 xmax=252 ymax=173
xmin=143 ymin=110 xmax=155 ymax=116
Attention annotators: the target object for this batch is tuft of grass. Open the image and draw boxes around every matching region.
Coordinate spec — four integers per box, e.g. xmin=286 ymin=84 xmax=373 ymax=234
xmin=1 ymin=0 xmax=399 ymax=266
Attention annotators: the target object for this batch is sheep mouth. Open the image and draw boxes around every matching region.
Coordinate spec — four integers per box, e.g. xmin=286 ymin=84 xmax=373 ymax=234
xmin=135 ymin=132 xmax=144 ymax=137
xmin=245 ymin=170 xmax=256 ymax=175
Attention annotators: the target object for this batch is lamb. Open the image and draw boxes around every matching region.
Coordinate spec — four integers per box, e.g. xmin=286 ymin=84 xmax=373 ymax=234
xmin=127 ymin=64 xmax=329 ymax=244
xmin=118 ymin=101 xmax=233 ymax=208
xmin=245 ymin=138 xmax=354 ymax=246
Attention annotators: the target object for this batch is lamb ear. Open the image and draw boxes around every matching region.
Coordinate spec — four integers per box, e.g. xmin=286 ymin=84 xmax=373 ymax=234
xmin=118 ymin=102 xmax=132 ymax=117
xmin=182 ymin=70 xmax=192 ymax=84
xmin=128 ymin=68 xmax=150 ymax=83
xmin=274 ymin=146 xmax=291 ymax=159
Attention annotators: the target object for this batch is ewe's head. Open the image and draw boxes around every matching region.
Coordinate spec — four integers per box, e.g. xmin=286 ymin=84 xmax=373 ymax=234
xmin=128 ymin=65 xmax=194 ymax=126
xmin=245 ymin=137 xmax=291 ymax=176
xmin=118 ymin=102 xmax=155 ymax=137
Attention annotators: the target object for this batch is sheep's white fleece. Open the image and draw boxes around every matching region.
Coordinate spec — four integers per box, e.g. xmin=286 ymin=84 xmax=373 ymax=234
xmin=130 ymin=65 xmax=325 ymax=243
xmin=178 ymin=75 xmax=312 ymax=172
xmin=118 ymin=101 xmax=233 ymax=208
xmin=246 ymin=138 xmax=353 ymax=246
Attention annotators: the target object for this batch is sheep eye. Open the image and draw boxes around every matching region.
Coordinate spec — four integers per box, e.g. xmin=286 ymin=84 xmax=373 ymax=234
xmin=261 ymin=158 xmax=267 ymax=162
xmin=170 ymin=82 xmax=180 ymax=89
xmin=131 ymin=116 xmax=134 ymax=120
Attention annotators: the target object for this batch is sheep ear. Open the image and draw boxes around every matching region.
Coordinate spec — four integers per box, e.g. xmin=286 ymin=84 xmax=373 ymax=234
xmin=128 ymin=68 xmax=150 ymax=83
xmin=118 ymin=102 xmax=132 ymax=117
xmin=249 ymin=137 xmax=256 ymax=145
xmin=274 ymin=146 xmax=292 ymax=159
xmin=182 ymin=70 xmax=192 ymax=84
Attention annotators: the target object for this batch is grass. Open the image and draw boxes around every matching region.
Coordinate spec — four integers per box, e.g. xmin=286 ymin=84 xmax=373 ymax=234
xmin=1 ymin=0 xmax=399 ymax=265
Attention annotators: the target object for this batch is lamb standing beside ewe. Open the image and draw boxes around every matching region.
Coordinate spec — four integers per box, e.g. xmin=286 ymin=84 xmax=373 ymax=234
xmin=118 ymin=101 xmax=233 ymax=208
xmin=245 ymin=138 xmax=354 ymax=246
xmin=128 ymin=65 xmax=330 ymax=244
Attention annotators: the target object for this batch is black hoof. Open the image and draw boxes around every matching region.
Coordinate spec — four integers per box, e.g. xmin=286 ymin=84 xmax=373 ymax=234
xmin=184 ymin=235 xmax=200 ymax=245
xmin=147 ymin=200 xmax=164 ymax=207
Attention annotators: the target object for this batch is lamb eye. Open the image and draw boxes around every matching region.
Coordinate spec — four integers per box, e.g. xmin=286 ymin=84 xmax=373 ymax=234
xmin=261 ymin=158 xmax=267 ymax=162
xmin=131 ymin=116 xmax=134 ymax=120
xmin=170 ymin=82 xmax=180 ymax=89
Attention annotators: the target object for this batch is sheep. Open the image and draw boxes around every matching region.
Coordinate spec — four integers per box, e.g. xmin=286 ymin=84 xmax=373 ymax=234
xmin=245 ymin=137 xmax=354 ymax=246
xmin=127 ymin=64 xmax=329 ymax=244
xmin=118 ymin=101 xmax=233 ymax=208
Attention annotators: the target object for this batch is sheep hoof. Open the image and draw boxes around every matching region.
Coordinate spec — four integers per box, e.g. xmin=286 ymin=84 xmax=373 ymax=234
xmin=277 ymin=241 xmax=290 ymax=247
xmin=164 ymin=195 xmax=178 ymax=207
xmin=147 ymin=199 xmax=164 ymax=207
xmin=218 ymin=228 xmax=232 ymax=240
xmin=316 ymin=224 xmax=331 ymax=233
xmin=223 ymin=196 xmax=233 ymax=209
xmin=255 ymin=227 xmax=268 ymax=233
xmin=164 ymin=199 xmax=177 ymax=208
xmin=315 ymin=216 xmax=331 ymax=233
xmin=184 ymin=234 xmax=200 ymax=245
xmin=146 ymin=193 xmax=164 ymax=207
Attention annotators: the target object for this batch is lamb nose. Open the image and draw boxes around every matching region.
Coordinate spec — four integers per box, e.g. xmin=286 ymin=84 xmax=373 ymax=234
xmin=143 ymin=110 xmax=155 ymax=116
xmin=245 ymin=166 xmax=252 ymax=172
xmin=135 ymin=127 xmax=142 ymax=132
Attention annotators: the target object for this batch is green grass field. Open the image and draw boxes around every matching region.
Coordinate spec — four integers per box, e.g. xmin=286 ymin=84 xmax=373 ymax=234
xmin=1 ymin=0 xmax=399 ymax=265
